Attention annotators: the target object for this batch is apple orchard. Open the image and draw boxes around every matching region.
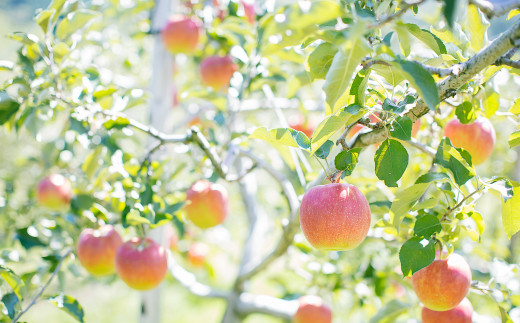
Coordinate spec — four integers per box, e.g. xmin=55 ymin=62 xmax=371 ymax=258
xmin=2 ymin=0 xmax=520 ymax=322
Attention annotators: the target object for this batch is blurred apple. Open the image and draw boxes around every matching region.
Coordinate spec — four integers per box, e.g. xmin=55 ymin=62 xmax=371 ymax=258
xmin=185 ymin=180 xmax=229 ymax=229
xmin=444 ymin=117 xmax=495 ymax=165
xmin=161 ymin=15 xmax=201 ymax=54
xmin=200 ymin=55 xmax=238 ymax=90
xmin=422 ymin=297 xmax=473 ymax=323
xmin=289 ymin=115 xmax=315 ymax=138
xmin=37 ymin=174 xmax=72 ymax=210
xmin=241 ymin=0 xmax=256 ymax=24
xmin=293 ymin=295 xmax=332 ymax=323
xmin=77 ymin=225 xmax=123 ymax=276
xmin=188 ymin=242 xmax=209 ymax=267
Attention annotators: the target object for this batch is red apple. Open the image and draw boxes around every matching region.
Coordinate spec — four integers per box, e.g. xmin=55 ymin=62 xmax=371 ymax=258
xmin=293 ymin=295 xmax=332 ymax=323
xmin=161 ymin=15 xmax=201 ymax=54
xmin=443 ymin=117 xmax=496 ymax=165
xmin=422 ymin=297 xmax=473 ymax=323
xmin=411 ymin=253 xmax=472 ymax=311
xmin=115 ymin=238 xmax=168 ymax=290
xmin=77 ymin=225 xmax=123 ymax=276
xmin=241 ymin=0 xmax=256 ymax=24
xmin=37 ymin=174 xmax=72 ymax=210
xmin=299 ymin=183 xmax=371 ymax=250
xmin=187 ymin=242 xmax=209 ymax=267
xmin=185 ymin=180 xmax=229 ymax=229
xmin=200 ymin=55 xmax=238 ymax=90
xmin=289 ymin=115 xmax=315 ymax=138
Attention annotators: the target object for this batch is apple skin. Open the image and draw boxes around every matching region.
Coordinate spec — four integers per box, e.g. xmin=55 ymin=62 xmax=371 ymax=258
xmin=185 ymin=180 xmax=229 ymax=229
xmin=37 ymin=174 xmax=72 ymax=210
xmin=187 ymin=242 xmax=209 ymax=267
xmin=115 ymin=238 xmax=168 ymax=291
xmin=299 ymin=183 xmax=371 ymax=250
xmin=422 ymin=297 xmax=473 ymax=323
xmin=293 ymin=295 xmax=332 ymax=323
xmin=443 ymin=117 xmax=496 ymax=165
xmin=161 ymin=15 xmax=201 ymax=54
xmin=200 ymin=55 xmax=238 ymax=90
xmin=241 ymin=0 xmax=256 ymax=24
xmin=411 ymin=253 xmax=472 ymax=311
xmin=77 ymin=225 xmax=123 ymax=276
xmin=289 ymin=115 xmax=315 ymax=138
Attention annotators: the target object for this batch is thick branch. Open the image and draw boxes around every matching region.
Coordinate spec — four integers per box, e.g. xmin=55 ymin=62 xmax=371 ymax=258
xmin=236 ymin=293 xmax=298 ymax=319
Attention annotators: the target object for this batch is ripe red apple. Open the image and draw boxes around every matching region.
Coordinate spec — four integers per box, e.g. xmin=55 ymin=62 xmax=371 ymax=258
xmin=299 ymin=183 xmax=371 ymax=250
xmin=289 ymin=115 xmax=315 ymax=138
xmin=37 ymin=174 xmax=72 ymax=210
xmin=200 ymin=55 xmax=238 ymax=90
xmin=77 ymin=225 xmax=123 ymax=276
xmin=187 ymin=242 xmax=209 ymax=267
xmin=185 ymin=180 xmax=229 ymax=229
xmin=443 ymin=117 xmax=496 ymax=165
xmin=115 ymin=238 xmax=168 ymax=291
xmin=422 ymin=297 xmax=473 ymax=323
xmin=293 ymin=295 xmax=332 ymax=323
xmin=161 ymin=15 xmax=201 ymax=54
xmin=411 ymin=253 xmax=472 ymax=311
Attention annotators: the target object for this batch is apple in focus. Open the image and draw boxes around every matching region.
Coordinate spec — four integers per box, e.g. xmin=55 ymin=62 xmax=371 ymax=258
xmin=185 ymin=180 xmax=229 ymax=229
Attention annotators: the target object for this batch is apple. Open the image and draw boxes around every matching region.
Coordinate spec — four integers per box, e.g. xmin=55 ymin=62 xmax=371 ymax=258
xmin=200 ymin=55 xmax=238 ymax=90
xmin=115 ymin=237 xmax=168 ymax=291
xmin=422 ymin=297 xmax=473 ymax=323
xmin=443 ymin=117 xmax=496 ymax=165
xmin=299 ymin=183 xmax=371 ymax=250
xmin=411 ymin=118 xmax=421 ymax=137
xmin=411 ymin=253 xmax=472 ymax=311
xmin=289 ymin=115 xmax=315 ymax=138
xmin=37 ymin=174 xmax=72 ymax=210
xmin=187 ymin=242 xmax=209 ymax=267
xmin=241 ymin=0 xmax=256 ymax=24
xmin=185 ymin=180 xmax=229 ymax=229
xmin=161 ymin=15 xmax=201 ymax=54
xmin=77 ymin=225 xmax=123 ymax=276
xmin=293 ymin=295 xmax=332 ymax=323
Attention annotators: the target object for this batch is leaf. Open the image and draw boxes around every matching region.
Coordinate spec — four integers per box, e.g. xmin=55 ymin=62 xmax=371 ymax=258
xmin=323 ymin=24 xmax=371 ymax=112
xmin=403 ymin=23 xmax=447 ymax=55
xmin=104 ymin=116 xmax=130 ymax=130
xmin=382 ymin=98 xmax=405 ymax=113
xmin=487 ymin=177 xmax=514 ymax=202
xmin=502 ymin=181 xmax=520 ymax=239
xmin=414 ymin=214 xmax=441 ymax=238
xmin=165 ymin=202 xmax=185 ymax=215
xmin=48 ymin=294 xmax=85 ymax=323
xmin=374 ymin=139 xmax=409 ymax=187
xmin=390 ymin=183 xmax=430 ymax=229
xmin=15 ymin=227 xmax=46 ymax=250
xmin=56 ymin=10 xmax=101 ymax=39
xmin=71 ymin=194 xmax=96 ymax=211
xmin=334 ymin=148 xmax=361 ymax=177
xmin=392 ymin=60 xmax=440 ymax=111
xmin=315 ymin=140 xmax=334 ymax=159
xmin=305 ymin=42 xmax=337 ymax=80
xmin=0 ymin=92 xmax=20 ymax=125
xmin=455 ymin=101 xmax=475 ymax=124
xmin=310 ymin=109 xmax=364 ymax=154
xmin=443 ymin=0 xmax=458 ymax=28
xmin=510 ymin=98 xmax=520 ymax=114
xmin=395 ymin=23 xmax=411 ymax=57
xmin=35 ymin=9 xmax=55 ymax=33
xmin=369 ymin=299 xmax=410 ymax=323
xmin=82 ymin=146 xmax=102 ymax=179
xmin=2 ymin=293 xmax=19 ymax=319
xmin=466 ymin=4 xmax=489 ymax=52
xmin=484 ymin=92 xmax=499 ymax=118
xmin=0 ymin=266 xmax=24 ymax=300
xmin=508 ymin=130 xmax=520 ymax=149
xmin=399 ymin=237 xmax=436 ymax=276
xmin=415 ymin=172 xmax=450 ymax=184
xmin=350 ymin=69 xmax=371 ymax=105
xmin=434 ymin=138 xmax=475 ymax=186
xmin=250 ymin=127 xmax=310 ymax=150
xmin=0 ymin=60 xmax=14 ymax=71
xmin=140 ymin=183 xmax=153 ymax=205
xmin=390 ymin=116 xmax=412 ymax=141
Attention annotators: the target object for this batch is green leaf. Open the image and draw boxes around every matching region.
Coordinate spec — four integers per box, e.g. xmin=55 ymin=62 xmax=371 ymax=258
xmin=35 ymin=9 xmax=55 ymax=33
xmin=0 ymin=92 xmax=20 ymax=125
xmin=374 ymin=139 xmax=409 ymax=187
xmin=334 ymin=148 xmax=361 ymax=177
xmin=250 ymin=127 xmax=310 ymax=150
xmin=104 ymin=116 xmax=130 ymax=130
xmin=323 ymin=24 xmax=371 ymax=112
xmin=395 ymin=23 xmax=411 ymax=57
xmin=484 ymin=92 xmax=500 ymax=118
xmin=382 ymin=98 xmax=405 ymax=113
xmin=508 ymin=130 xmax=520 ymax=149
xmin=455 ymin=101 xmax=475 ymax=124
xmin=390 ymin=183 xmax=430 ymax=229
xmin=140 ymin=183 xmax=153 ymax=205
xmin=414 ymin=214 xmax=441 ymax=238
xmin=415 ymin=172 xmax=450 ymax=184
xmin=15 ymin=228 xmax=46 ymax=250
xmin=82 ymin=146 xmax=102 ymax=179
xmin=390 ymin=116 xmax=412 ymax=141
xmin=310 ymin=109 xmax=364 ymax=154
xmin=70 ymin=194 xmax=96 ymax=211
xmin=315 ymin=140 xmax=334 ymax=159
xmin=434 ymin=138 xmax=475 ymax=186
xmin=392 ymin=60 xmax=440 ymax=111
xmin=0 ymin=266 xmax=24 ymax=300
xmin=502 ymin=181 xmax=520 ymax=239
xmin=443 ymin=0 xmax=458 ymax=28
xmin=499 ymin=305 xmax=513 ymax=323
xmin=8 ymin=32 xmax=39 ymax=45
xmin=369 ymin=299 xmax=410 ymax=323
xmin=403 ymin=23 xmax=447 ymax=55
xmin=48 ymin=294 xmax=85 ymax=323
xmin=2 ymin=293 xmax=19 ymax=319
xmin=165 ymin=202 xmax=185 ymax=215
xmin=350 ymin=69 xmax=371 ymax=105
xmin=466 ymin=4 xmax=489 ymax=52
xmin=510 ymin=98 xmax=520 ymax=115
xmin=56 ymin=10 xmax=101 ymax=39
xmin=399 ymin=237 xmax=436 ymax=276
xmin=306 ymin=42 xmax=337 ymax=80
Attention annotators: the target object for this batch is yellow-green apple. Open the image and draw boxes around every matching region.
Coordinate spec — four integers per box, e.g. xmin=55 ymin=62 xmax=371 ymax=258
xmin=422 ymin=297 xmax=473 ymax=323
xmin=185 ymin=180 xmax=229 ymax=229
xmin=161 ymin=15 xmax=201 ymax=54
xmin=299 ymin=183 xmax=371 ymax=250
xmin=77 ymin=225 xmax=123 ymax=276
xmin=293 ymin=295 xmax=332 ymax=323
xmin=443 ymin=117 xmax=496 ymax=165
xmin=411 ymin=253 xmax=472 ymax=311
xmin=200 ymin=55 xmax=238 ymax=90
xmin=289 ymin=115 xmax=315 ymax=138
xmin=115 ymin=238 xmax=168 ymax=290
xmin=187 ymin=242 xmax=209 ymax=267
xmin=37 ymin=174 xmax=72 ymax=210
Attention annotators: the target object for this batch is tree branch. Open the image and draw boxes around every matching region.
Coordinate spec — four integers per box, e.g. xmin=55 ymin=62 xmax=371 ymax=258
xmin=236 ymin=293 xmax=298 ymax=319
xmin=368 ymin=0 xmax=426 ymax=29
xmin=469 ymin=0 xmax=520 ymax=18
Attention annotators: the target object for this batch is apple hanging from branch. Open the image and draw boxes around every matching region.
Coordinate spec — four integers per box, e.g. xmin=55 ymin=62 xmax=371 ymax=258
xmin=200 ymin=55 xmax=238 ymax=91
xmin=161 ymin=15 xmax=202 ymax=54
xmin=185 ymin=180 xmax=229 ymax=229
xmin=77 ymin=225 xmax=123 ymax=276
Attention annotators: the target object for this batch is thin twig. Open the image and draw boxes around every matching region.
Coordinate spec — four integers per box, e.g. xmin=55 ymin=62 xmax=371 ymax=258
xmin=368 ymin=0 xmax=426 ymax=28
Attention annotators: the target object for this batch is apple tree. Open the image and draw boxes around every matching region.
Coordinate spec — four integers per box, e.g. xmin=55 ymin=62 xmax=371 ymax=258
xmin=1 ymin=0 xmax=520 ymax=322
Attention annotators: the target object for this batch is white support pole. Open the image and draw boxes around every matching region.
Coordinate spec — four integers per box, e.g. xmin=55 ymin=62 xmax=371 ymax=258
xmin=141 ymin=0 xmax=174 ymax=322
